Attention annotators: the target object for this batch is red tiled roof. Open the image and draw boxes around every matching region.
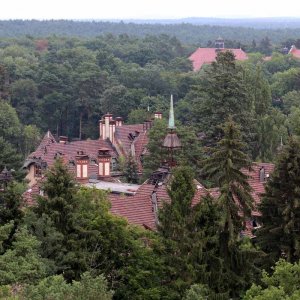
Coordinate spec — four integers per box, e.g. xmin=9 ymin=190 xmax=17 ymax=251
xmin=109 ymin=183 xmax=156 ymax=229
xmin=27 ymin=132 xmax=117 ymax=178
xmin=189 ymin=48 xmax=248 ymax=71
xmin=108 ymin=181 xmax=212 ymax=230
xmin=244 ymin=162 xmax=274 ymax=216
xmin=289 ymin=46 xmax=300 ymax=59
xmin=132 ymin=131 xmax=148 ymax=172
xmin=23 ymin=179 xmax=44 ymax=206
xmin=115 ymin=124 xmax=144 ymax=155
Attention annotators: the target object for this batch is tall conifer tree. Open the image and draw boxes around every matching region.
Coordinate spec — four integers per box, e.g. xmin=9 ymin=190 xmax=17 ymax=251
xmin=256 ymin=137 xmax=300 ymax=264
xmin=202 ymin=117 xmax=253 ymax=244
xmin=202 ymin=118 xmax=260 ymax=298
xmin=192 ymin=51 xmax=255 ymax=148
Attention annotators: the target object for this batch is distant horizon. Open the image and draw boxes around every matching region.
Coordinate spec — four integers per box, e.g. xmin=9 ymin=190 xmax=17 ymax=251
xmin=1 ymin=0 xmax=300 ymax=20
xmin=2 ymin=16 xmax=300 ymax=21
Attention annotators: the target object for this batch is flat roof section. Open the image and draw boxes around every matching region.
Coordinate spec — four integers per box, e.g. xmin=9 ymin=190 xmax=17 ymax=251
xmin=85 ymin=180 xmax=141 ymax=195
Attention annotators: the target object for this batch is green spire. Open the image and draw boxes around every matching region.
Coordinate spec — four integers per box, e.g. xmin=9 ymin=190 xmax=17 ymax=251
xmin=168 ymin=95 xmax=175 ymax=129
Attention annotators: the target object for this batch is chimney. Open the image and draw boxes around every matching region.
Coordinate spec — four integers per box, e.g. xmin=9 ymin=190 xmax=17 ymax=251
xmin=109 ymin=119 xmax=116 ymax=144
xmin=115 ymin=117 xmax=123 ymax=127
xmin=154 ymin=112 xmax=162 ymax=119
xmin=143 ymin=120 xmax=153 ymax=131
xmin=104 ymin=113 xmax=111 ymax=141
xmin=259 ymin=167 xmax=265 ymax=182
xmin=59 ymin=136 xmax=68 ymax=144
xmin=99 ymin=119 xmax=103 ymax=139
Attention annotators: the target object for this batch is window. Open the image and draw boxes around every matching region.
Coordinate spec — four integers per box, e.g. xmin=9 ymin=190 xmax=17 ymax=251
xmin=35 ymin=165 xmax=42 ymax=177
xmin=76 ymin=163 xmax=88 ymax=178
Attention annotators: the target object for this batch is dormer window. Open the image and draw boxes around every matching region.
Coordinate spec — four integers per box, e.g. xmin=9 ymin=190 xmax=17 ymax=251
xmin=35 ymin=164 xmax=42 ymax=177
xmin=98 ymin=148 xmax=111 ymax=178
xmin=75 ymin=154 xmax=89 ymax=181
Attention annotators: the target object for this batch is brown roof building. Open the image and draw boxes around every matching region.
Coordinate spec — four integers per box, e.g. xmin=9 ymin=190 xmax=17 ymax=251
xmin=289 ymin=45 xmax=300 ymax=59
xmin=23 ymin=98 xmax=274 ymax=238
xmin=189 ymin=37 xmax=248 ymax=71
xmin=24 ymin=113 xmax=156 ymax=187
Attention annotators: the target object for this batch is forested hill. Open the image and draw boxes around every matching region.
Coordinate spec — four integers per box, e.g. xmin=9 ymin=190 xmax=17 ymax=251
xmin=1 ymin=19 xmax=300 ymax=45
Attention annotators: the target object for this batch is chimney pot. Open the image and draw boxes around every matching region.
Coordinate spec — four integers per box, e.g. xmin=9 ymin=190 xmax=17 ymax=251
xmin=59 ymin=136 xmax=68 ymax=144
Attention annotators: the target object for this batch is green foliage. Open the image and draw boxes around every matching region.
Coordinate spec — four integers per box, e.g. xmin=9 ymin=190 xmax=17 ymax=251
xmin=22 ymin=272 xmax=113 ymax=300
xmin=282 ymin=90 xmax=300 ymax=114
xmin=243 ymin=259 xmax=300 ymax=300
xmin=0 ymin=221 xmax=14 ymax=253
xmin=202 ymin=118 xmax=262 ymax=298
xmin=183 ymin=284 xmax=214 ymax=300
xmin=127 ymin=108 xmax=150 ymax=124
xmin=286 ymin=107 xmax=300 ymax=136
xmin=256 ymin=108 xmax=288 ymax=161
xmin=202 ymin=118 xmax=253 ymax=241
xmin=158 ymin=167 xmax=228 ymax=299
xmin=0 ymin=100 xmax=21 ymax=144
xmin=21 ymin=125 xmax=41 ymax=157
xmin=0 ymin=226 xmax=49 ymax=285
xmin=0 ymin=137 xmax=22 ymax=171
xmin=143 ymin=119 xmax=203 ymax=179
xmin=191 ymin=51 xmax=255 ymax=150
xmin=256 ymin=137 xmax=300 ymax=265
xmin=271 ymin=68 xmax=300 ymax=98
xmin=25 ymin=159 xmax=163 ymax=298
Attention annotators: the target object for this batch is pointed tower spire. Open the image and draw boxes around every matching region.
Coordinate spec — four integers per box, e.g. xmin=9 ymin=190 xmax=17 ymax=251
xmin=168 ymin=94 xmax=175 ymax=129
xmin=163 ymin=95 xmax=181 ymax=168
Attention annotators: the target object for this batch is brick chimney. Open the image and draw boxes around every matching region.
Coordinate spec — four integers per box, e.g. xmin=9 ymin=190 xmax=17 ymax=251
xmin=100 ymin=113 xmax=115 ymax=143
xmin=59 ymin=136 xmax=68 ymax=144
xmin=115 ymin=117 xmax=123 ymax=127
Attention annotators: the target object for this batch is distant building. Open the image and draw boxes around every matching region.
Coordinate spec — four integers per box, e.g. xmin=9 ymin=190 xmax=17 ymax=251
xmin=289 ymin=45 xmax=300 ymax=59
xmin=189 ymin=37 xmax=248 ymax=71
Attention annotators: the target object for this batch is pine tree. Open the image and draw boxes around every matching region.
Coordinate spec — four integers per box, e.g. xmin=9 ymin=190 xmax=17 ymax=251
xmin=202 ymin=117 xmax=253 ymax=244
xmin=0 ymin=182 xmax=25 ymax=251
xmin=202 ymin=118 xmax=260 ymax=298
xmin=34 ymin=158 xmax=78 ymax=234
xmin=27 ymin=158 xmax=83 ymax=281
xmin=256 ymin=137 xmax=300 ymax=265
xmin=192 ymin=51 xmax=255 ymax=148
xmin=158 ymin=167 xmax=228 ymax=299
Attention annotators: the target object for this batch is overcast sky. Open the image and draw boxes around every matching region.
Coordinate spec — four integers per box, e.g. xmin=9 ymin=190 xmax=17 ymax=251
xmin=1 ymin=0 xmax=300 ymax=20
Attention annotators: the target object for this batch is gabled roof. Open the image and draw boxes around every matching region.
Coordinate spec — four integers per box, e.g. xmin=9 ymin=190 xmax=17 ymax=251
xmin=114 ymin=124 xmax=144 ymax=155
xmin=289 ymin=45 xmax=300 ymax=59
xmin=132 ymin=130 xmax=148 ymax=172
xmin=243 ymin=162 xmax=274 ymax=216
xmin=108 ymin=180 xmax=212 ymax=230
xmin=25 ymin=131 xmax=118 ymax=180
xmin=109 ymin=183 xmax=156 ymax=229
xmin=189 ymin=48 xmax=248 ymax=71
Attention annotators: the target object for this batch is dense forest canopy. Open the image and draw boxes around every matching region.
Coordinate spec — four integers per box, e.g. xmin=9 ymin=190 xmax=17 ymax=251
xmin=1 ymin=20 xmax=300 ymax=45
